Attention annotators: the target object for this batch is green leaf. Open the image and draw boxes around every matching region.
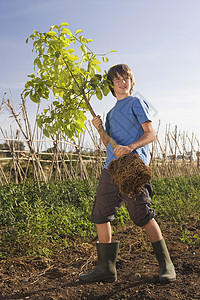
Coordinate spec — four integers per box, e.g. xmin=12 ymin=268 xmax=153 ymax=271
xmin=28 ymin=73 xmax=35 ymax=79
xmin=101 ymin=84 xmax=110 ymax=96
xmin=91 ymin=59 xmax=101 ymax=64
xmin=37 ymin=117 xmax=43 ymax=129
xmin=95 ymin=86 xmax=103 ymax=100
xmin=34 ymin=30 xmax=39 ymax=37
xmin=68 ymin=49 xmax=76 ymax=54
xmin=34 ymin=57 xmax=42 ymax=69
xmin=45 ymin=80 xmax=52 ymax=87
xmin=29 ymin=91 xmax=40 ymax=104
xmin=67 ymin=53 xmax=79 ymax=61
xmin=43 ymin=128 xmax=50 ymax=138
xmin=73 ymin=67 xmax=83 ymax=74
xmin=80 ymin=44 xmax=87 ymax=54
xmin=88 ymin=64 xmax=96 ymax=75
xmin=93 ymin=64 xmax=101 ymax=73
xmin=47 ymin=47 xmax=55 ymax=56
xmin=25 ymin=80 xmax=34 ymax=88
xmin=60 ymin=22 xmax=70 ymax=27
xmin=44 ymin=117 xmax=52 ymax=124
xmin=50 ymin=25 xmax=59 ymax=30
xmin=52 ymin=100 xmax=60 ymax=106
xmin=72 ymin=82 xmax=80 ymax=94
xmin=47 ymin=31 xmax=57 ymax=36
xmin=62 ymin=28 xmax=73 ymax=37
xmin=76 ymin=117 xmax=86 ymax=128
xmin=102 ymin=57 xmax=109 ymax=63
xmin=48 ymin=126 xmax=57 ymax=134
xmin=76 ymin=29 xmax=83 ymax=35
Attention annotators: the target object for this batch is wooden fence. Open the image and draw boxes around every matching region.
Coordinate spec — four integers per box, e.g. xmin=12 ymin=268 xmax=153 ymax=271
xmin=0 ymin=93 xmax=199 ymax=186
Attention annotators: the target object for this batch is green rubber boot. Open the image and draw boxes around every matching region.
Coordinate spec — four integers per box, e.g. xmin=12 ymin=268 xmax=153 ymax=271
xmin=79 ymin=241 xmax=119 ymax=283
xmin=152 ymin=238 xmax=176 ymax=283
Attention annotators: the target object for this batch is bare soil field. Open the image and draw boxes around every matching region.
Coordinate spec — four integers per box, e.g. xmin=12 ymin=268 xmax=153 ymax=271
xmin=0 ymin=221 xmax=199 ymax=300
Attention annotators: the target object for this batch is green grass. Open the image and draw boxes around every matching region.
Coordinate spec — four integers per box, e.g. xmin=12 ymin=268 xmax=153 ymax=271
xmin=151 ymin=175 xmax=200 ymax=222
xmin=0 ymin=175 xmax=199 ymax=257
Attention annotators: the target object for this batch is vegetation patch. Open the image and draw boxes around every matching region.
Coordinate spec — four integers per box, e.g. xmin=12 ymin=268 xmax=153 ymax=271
xmin=0 ymin=175 xmax=199 ymax=258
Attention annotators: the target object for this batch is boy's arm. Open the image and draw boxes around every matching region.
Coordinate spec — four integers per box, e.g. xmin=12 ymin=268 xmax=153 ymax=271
xmin=92 ymin=116 xmax=109 ymax=148
xmin=128 ymin=121 xmax=156 ymax=150
xmin=97 ymin=130 xmax=109 ymax=148
xmin=113 ymin=121 xmax=156 ymax=158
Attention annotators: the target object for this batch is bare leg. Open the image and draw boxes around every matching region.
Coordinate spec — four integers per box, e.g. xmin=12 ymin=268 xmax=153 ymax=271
xmin=96 ymin=222 xmax=112 ymax=243
xmin=143 ymin=218 xmax=162 ymax=243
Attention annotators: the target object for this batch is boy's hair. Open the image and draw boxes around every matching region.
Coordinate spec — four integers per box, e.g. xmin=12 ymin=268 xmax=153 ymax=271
xmin=107 ymin=64 xmax=135 ymax=97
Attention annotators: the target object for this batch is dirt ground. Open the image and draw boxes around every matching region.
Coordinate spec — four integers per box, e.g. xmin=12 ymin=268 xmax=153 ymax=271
xmin=0 ymin=220 xmax=199 ymax=300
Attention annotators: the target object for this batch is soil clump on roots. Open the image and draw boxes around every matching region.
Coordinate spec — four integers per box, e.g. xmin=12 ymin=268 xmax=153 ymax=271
xmin=108 ymin=153 xmax=152 ymax=197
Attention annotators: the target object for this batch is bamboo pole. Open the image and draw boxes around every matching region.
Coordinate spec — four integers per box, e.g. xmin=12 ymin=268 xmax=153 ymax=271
xmin=0 ymin=96 xmax=200 ymax=184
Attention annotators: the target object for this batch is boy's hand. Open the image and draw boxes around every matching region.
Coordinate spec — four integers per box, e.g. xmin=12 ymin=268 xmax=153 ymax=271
xmin=91 ymin=115 xmax=103 ymax=130
xmin=113 ymin=145 xmax=132 ymax=158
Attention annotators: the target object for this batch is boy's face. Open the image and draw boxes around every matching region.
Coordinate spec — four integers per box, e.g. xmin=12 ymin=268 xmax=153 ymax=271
xmin=113 ymin=73 xmax=131 ymax=100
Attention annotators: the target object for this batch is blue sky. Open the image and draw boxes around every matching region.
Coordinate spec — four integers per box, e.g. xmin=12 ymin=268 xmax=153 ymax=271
xmin=0 ymin=0 xmax=200 ymax=143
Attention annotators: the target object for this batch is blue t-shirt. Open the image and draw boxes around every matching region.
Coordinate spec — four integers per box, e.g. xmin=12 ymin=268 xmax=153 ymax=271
xmin=104 ymin=96 xmax=152 ymax=169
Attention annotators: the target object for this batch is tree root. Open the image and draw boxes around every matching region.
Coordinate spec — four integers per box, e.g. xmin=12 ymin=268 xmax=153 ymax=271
xmin=108 ymin=153 xmax=152 ymax=197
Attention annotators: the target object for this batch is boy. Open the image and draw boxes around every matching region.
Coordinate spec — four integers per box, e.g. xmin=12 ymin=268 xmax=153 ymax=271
xmin=80 ymin=64 xmax=176 ymax=284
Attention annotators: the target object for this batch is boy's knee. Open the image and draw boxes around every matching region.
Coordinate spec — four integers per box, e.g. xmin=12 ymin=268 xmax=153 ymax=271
xmin=130 ymin=204 xmax=155 ymax=227
xmin=132 ymin=218 xmax=146 ymax=227
xmin=132 ymin=215 xmax=154 ymax=227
